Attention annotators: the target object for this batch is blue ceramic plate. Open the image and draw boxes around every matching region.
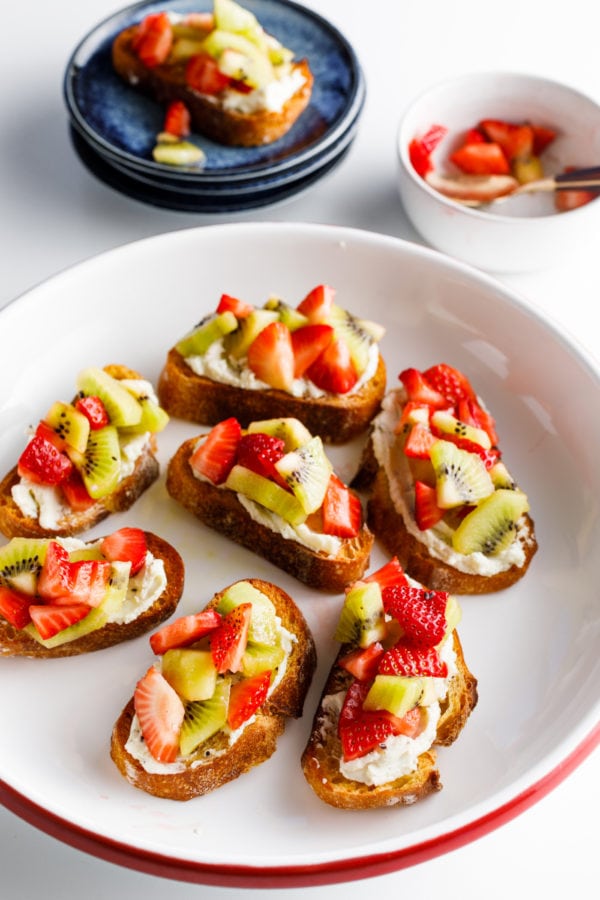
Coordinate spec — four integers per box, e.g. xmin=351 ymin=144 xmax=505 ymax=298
xmin=64 ymin=0 xmax=365 ymax=183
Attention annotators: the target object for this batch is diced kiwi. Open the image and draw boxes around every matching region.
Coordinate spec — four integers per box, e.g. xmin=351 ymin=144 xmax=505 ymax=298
xmin=452 ymin=488 xmax=530 ymax=556
xmin=241 ymin=641 xmax=285 ymax=677
xmin=175 ymin=311 xmax=238 ymax=357
xmin=224 ymin=308 xmax=279 ymax=359
xmin=246 ymin=417 xmax=312 ymax=451
xmin=179 ymin=678 xmax=230 ymax=756
xmin=153 ymin=141 xmax=206 ymax=168
xmin=430 ymin=410 xmax=491 ymax=450
xmin=328 ymin=305 xmax=373 ymax=375
xmin=263 ymin=297 xmax=308 ymax=331
xmin=430 ymin=440 xmax=494 ymax=509
xmin=225 ymin=464 xmax=307 ymax=526
xmin=214 ymin=0 xmax=261 ymax=36
xmin=334 ymin=581 xmax=386 ymax=648
xmin=444 ymin=593 xmax=462 ymax=634
xmin=202 ymin=30 xmax=274 ymax=89
xmin=0 ymin=538 xmax=48 ymax=594
xmin=117 ymin=379 xmax=169 ymax=435
xmin=161 ymin=649 xmax=218 ymax=702
xmin=44 ymin=401 xmax=90 ymax=454
xmin=217 ymin=580 xmax=278 ymax=644
xmin=363 ymin=675 xmax=425 ymax=718
xmin=77 ymin=367 xmax=143 ymax=428
xmin=489 ymin=460 xmax=516 ymax=489
xmin=76 ymin=425 xmax=121 ymax=499
xmin=274 ymin=436 xmax=332 ymax=514
xmin=68 ymin=546 xmax=104 ymax=562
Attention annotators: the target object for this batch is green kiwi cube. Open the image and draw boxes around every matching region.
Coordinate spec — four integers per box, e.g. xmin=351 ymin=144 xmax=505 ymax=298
xmin=162 ymin=649 xmax=218 ymax=702
xmin=225 ymin=464 xmax=307 ymax=526
xmin=334 ymin=581 xmax=386 ymax=648
xmin=217 ymin=581 xmax=278 ymax=644
xmin=241 ymin=641 xmax=285 ymax=677
xmin=224 ymin=308 xmax=279 ymax=359
xmin=363 ymin=675 xmax=424 ymax=718
xmin=263 ymin=297 xmax=308 ymax=331
xmin=175 ymin=311 xmax=238 ymax=357
xmin=179 ymin=678 xmax=230 ymax=756
xmin=44 ymin=401 xmax=90 ymax=454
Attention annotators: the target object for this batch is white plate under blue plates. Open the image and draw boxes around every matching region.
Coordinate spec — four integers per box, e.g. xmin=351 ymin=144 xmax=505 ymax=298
xmin=64 ymin=0 xmax=365 ymax=184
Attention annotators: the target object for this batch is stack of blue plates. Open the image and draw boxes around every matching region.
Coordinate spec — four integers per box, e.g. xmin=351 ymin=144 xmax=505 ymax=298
xmin=63 ymin=0 xmax=366 ymax=212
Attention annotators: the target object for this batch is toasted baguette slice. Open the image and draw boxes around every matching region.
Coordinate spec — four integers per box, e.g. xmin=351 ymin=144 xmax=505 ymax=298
xmin=0 ymin=532 xmax=185 ymax=658
xmin=301 ymin=631 xmax=478 ymax=810
xmin=158 ymin=348 xmax=387 ymax=444
xmin=110 ymin=578 xmax=317 ymax=801
xmin=112 ymin=25 xmax=313 ymax=147
xmin=166 ymin=434 xmax=374 ymax=591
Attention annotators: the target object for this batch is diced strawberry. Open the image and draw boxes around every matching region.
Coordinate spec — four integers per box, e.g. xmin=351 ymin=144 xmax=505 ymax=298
xmin=397 ymin=400 xmax=430 ymax=430
xmin=414 ymin=480 xmax=444 ymax=530
xmin=339 ymin=709 xmax=394 ymax=761
xmin=422 ymin=363 xmax=475 ymax=404
xmin=163 ymin=100 xmax=191 ymax=138
xmin=403 ymin=422 xmax=437 ymax=459
xmin=60 ymin=470 xmax=96 ymax=511
xmin=65 ymin=559 xmax=111 ymax=607
xmin=185 ymin=53 xmax=231 ymax=94
xmin=0 ymin=584 xmax=33 ymax=628
xmin=306 ymin=336 xmax=358 ymax=394
xmin=457 ymin=397 xmax=499 ymax=446
xmin=531 ymin=124 xmax=556 ymax=156
xmin=451 ymin=142 xmax=511 ymax=175
xmin=377 ymin=641 xmax=448 ymax=677
xmin=210 ymin=602 xmax=252 ymax=674
xmin=216 ymin=293 xmax=254 ymax=318
xmin=149 ymin=609 xmax=222 ymax=654
xmin=227 ymin=669 xmax=272 ymax=729
xmin=132 ymin=12 xmax=173 ymax=68
xmin=290 ymin=324 xmax=334 ymax=378
xmin=29 ymin=603 xmax=91 ymax=640
xmin=17 ymin=432 xmax=73 ymax=485
xmin=134 ymin=666 xmax=185 ymax=763
xmin=420 ymin=123 xmax=448 ymax=154
xmin=321 ymin=474 xmax=362 ymax=538
xmin=478 ymin=119 xmax=534 ymax=162
xmin=338 ymin=678 xmax=370 ymax=730
xmin=338 ymin=642 xmax=385 ymax=681
xmin=36 ymin=541 xmax=71 ymax=601
xmin=464 ymin=127 xmax=485 ymax=144
xmin=247 ymin=321 xmax=295 ymax=391
xmin=236 ymin=432 xmax=286 ymax=483
xmin=398 ymin=368 xmax=447 ymax=407
xmin=363 ymin=556 xmax=407 ymax=591
xmin=101 ymin=527 xmax=148 ymax=575
xmin=190 ymin=417 xmax=242 ymax=485
xmin=409 ymin=124 xmax=447 ymax=177
xmin=555 ymin=187 xmax=597 ymax=212
xmin=36 ymin=420 xmax=66 ymax=451
xmin=296 ymin=284 xmax=335 ymax=322
xmin=382 ymin=582 xmax=448 ymax=647
xmin=75 ymin=395 xmax=110 ymax=430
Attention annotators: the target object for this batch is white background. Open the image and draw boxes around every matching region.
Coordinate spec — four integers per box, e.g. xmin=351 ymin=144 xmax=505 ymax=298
xmin=1 ymin=1 xmax=599 ymax=897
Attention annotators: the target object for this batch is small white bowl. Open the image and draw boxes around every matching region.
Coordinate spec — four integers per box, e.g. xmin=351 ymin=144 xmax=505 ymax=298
xmin=397 ymin=71 xmax=600 ymax=272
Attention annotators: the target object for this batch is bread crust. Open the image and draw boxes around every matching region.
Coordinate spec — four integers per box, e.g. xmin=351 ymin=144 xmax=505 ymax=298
xmin=111 ymin=26 xmax=313 ymax=147
xmin=301 ymin=631 xmax=477 ymax=809
xmin=110 ymin=577 xmax=317 ymax=801
xmin=165 ymin=436 xmax=374 ymax=591
xmin=0 ymin=532 xmax=185 ymax=658
xmin=158 ymin=348 xmax=387 ymax=444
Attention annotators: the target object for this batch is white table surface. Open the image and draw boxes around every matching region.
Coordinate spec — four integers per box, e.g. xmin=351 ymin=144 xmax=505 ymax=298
xmin=2 ymin=1 xmax=599 ymax=897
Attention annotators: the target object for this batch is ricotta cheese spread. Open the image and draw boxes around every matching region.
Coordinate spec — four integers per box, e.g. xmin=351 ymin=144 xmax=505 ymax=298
xmin=221 ymin=67 xmax=306 ymax=114
xmin=237 ymin=494 xmax=342 ymax=556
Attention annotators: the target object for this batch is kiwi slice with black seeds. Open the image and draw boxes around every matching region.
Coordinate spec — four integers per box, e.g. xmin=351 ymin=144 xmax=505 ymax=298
xmin=77 ymin=425 xmax=121 ymax=499
xmin=0 ymin=538 xmax=48 ymax=594
xmin=430 ymin=440 xmax=494 ymax=509
xmin=274 ymin=435 xmax=332 ymax=514
xmin=452 ymin=489 xmax=530 ymax=556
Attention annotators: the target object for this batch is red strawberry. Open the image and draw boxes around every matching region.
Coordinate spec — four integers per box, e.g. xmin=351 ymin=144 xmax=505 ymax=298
xmin=450 ymin=142 xmax=511 ymax=175
xmin=398 ymin=368 xmax=446 ymax=407
xmin=75 ymin=395 xmax=110 ymax=430
xmin=306 ymin=336 xmax=358 ymax=394
xmin=236 ymin=432 xmax=286 ymax=482
xmin=247 ymin=321 xmax=295 ymax=391
xmin=422 ymin=363 xmax=475 ymax=404
xmin=338 ymin=678 xmax=370 ymax=729
xmin=414 ymin=480 xmax=444 ymax=530
xmin=457 ymin=397 xmax=499 ymax=446
xmin=190 ymin=417 xmax=242 ymax=485
xmin=60 ymin=470 xmax=96 ymax=511
xmin=210 ymin=602 xmax=252 ymax=674
xmin=382 ymin=583 xmax=448 ymax=648
xmin=338 ymin=642 xmax=385 ymax=681
xmin=363 ymin=556 xmax=407 ymax=591
xmin=134 ymin=666 xmax=185 ymax=763
xmin=339 ymin=710 xmax=395 ymax=761
xmin=29 ymin=603 xmax=91 ymax=640
xmin=321 ymin=474 xmax=362 ymax=538
xmin=17 ymin=432 xmax=73 ymax=485
xmin=531 ymin=124 xmax=556 ymax=155
xmin=163 ymin=100 xmax=191 ymax=138
xmin=64 ymin=559 xmax=112 ymax=607
xmin=296 ymin=284 xmax=335 ymax=322
xmin=132 ymin=12 xmax=173 ymax=68
xmin=403 ymin=422 xmax=437 ymax=459
xmin=290 ymin=323 xmax=334 ymax=378
xmin=185 ymin=52 xmax=231 ymax=93
xmin=227 ymin=669 xmax=272 ymax=729
xmin=216 ymin=293 xmax=253 ymax=318
xmin=149 ymin=609 xmax=222 ymax=654
xmin=36 ymin=420 xmax=66 ymax=451
xmin=397 ymin=400 xmax=430 ymax=429
xmin=101 ymin=527 xmax=148 ymax=575
xmin=478 ymin=119 xmax=534 ymax=163
xmin=36 ymin=541 xmax=72 ymax=601
xmin=0 ymin=584 xmax=33 ymax=628
xmin=377 ymin=641 xmax=448 ymax=677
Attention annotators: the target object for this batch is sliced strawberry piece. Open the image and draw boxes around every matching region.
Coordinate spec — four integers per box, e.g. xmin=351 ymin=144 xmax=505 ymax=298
xmin=306 ymin=336 xmax=358 ymax=394
xmin=555 ymin=187 xmax=597 ymax=212
xmin=60 ymin=470 xmax=96 ymax=511
xmin=403 ymin=422 xmax=437 ymax=459
xmin=339 ymin=709 xmax=394 ymax=761
xmin=247 ymin=321 xmax=295 ymax=391
xmin=36 ymin=541 xmax=71 ymax=601
xmin=29 ymin=603 xmax=91 ymax=640
xmin=290 ymin=324 xmax=334 ymax=378
xmin=210 ymin=602 xmax=252 ymax=674
xmin=185 ymin=53 xmax=231 ymax=94
xmin=132 ymin=12 xmax=173 ymax=68
xmin=451 ymin=142 xmax=511 ymax=175
xmin=363 ymin=556 xmax=407 ymax=591
xmin=236 ymin=432 xmax=286 ymax=483
xmin=296 ymin=284 xmax=335 ymax=322
xmin=0 ymin=584 xmax=33 ymax=628
xmin=338 ymin=642 xmax=385 ymax=681
xmin=408 ymin=124 xmax=447 ymax=177
xmin=531 ymin=124 xmax=556 ymax=156
xmin=321 ymin=474 xmax=362 ymax=538
xmin=338 ymin=678 xmax=370 ymax=730
xmin=377 ymin=641 xmax=448 ymax=677
xmin=75 ymin=395 xmax=110 ymax=430
xmin=64 ymin=559 xmax=111 ymax=607
xmin=134 ymin=666 xmax=185 ymax=763
xmin=35 ymin=420 xmax=66 ymax=451
xmin=216 ymin=293 xmax=253 ymax=318
xmin=398 ymin=368 xmax=447 ymax=407
xmin=422 ymin=363 xmax=475 ymax=404
xmin=382 ymin=582 xmax=448 ymax=647
xmin=163 ymin=100 xmax=191 ymax=138
xmin=17 ymin=433 xmax=73 ymax=485
xmin=101 ymin=527 xmax=148 ymax=575
xmin=190 ymin=417 xmax=242 ymax=485
xmin=227 ymin=669 xmax=272 ymax=729
xmin=414 ymin=480 xmax=444 ymax=530
xmin=149 ymin=609 xmax=222 ymax=654
xmin=478 ymin=119 xmax=534 ymax=162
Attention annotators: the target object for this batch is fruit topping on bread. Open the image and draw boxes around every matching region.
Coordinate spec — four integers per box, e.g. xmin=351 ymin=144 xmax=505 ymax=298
xmin=301 ymin=557 xmax=477 ymax=808
xmin=353 ymin=363 xmax=537 ymax=593
xmin=0 ymin=528 xmax=185 ymax=657
xmin=0 ymin=365 xmax=169 ymax=539
xmin=112 ymin=0 xmax=314 ymax=149
xmin=110 ymin=577 xmax=316 ymax=800
xmin=157 ymin=285 xmax=387 ymax=442
xmin=165 ymin=416 xmax=374 ymax=590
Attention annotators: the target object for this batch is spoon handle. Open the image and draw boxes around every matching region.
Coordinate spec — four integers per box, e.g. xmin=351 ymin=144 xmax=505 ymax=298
xmin=555 ymin=166 xmax=600 ymax=192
